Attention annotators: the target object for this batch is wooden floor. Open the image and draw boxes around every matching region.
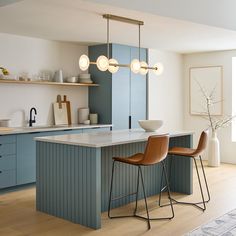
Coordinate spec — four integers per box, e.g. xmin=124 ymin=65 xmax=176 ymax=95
xmin=1 ymin=161 xmax=236 ymax=236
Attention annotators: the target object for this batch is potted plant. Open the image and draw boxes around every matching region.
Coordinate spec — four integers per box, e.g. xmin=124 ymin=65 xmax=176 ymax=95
xmin=0 ymin=66 xmax=9 ymax=76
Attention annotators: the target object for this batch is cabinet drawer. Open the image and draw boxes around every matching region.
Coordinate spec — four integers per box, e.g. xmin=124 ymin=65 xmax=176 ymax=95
xmin=0 ymin=170 xmax=16 ymax=189
xmin=0 ymin=135 xmax=16 ymax=144
xmin=0 ymin=155 xmax=16 ymax=171
xmin=0 ymin=143 xmax=16 ymax=155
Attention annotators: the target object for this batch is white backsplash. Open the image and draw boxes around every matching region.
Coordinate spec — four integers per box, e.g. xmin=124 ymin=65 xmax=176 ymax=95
xmin=0 ymin=33 xmax=89 ymax=127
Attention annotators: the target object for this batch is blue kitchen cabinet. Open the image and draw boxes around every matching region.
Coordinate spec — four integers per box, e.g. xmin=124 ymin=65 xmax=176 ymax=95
xmin=1 ymin=127 xmax=109 ymax=189
xmin=17 ymin=132 xmax=42 ymax=185
xmin=130 ymin=46 xmax=147 ymax=128
xmin=89 ymin=44 xmax=112 ymax=125
xmin=89 ymin=43 xmax=147 ymax=130
xmin=0 ymin=135 xmax=17 ymax=189
xmin=111 ymin=44 xmax=130 ymax=130
xmin=16 ymin=129 xmax=83 ymax=185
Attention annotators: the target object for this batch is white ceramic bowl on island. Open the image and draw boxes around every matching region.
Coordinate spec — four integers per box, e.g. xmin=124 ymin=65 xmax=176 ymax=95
xmin=138 ymin=120 xmax=163 ymax=132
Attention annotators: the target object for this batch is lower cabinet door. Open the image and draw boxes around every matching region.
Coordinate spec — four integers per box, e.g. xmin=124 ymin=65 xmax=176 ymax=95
xmin=16 ymin=133 xmax=38 ymax=185
xmin=0 ymin=170 xmax=16 ymax=189
xmin=0 ymin=155 xmax=16 ymax=171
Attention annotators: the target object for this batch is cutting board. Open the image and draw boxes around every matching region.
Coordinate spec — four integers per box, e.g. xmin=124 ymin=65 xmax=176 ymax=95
xmin=63 ymin=95 xmax=72 ymax=125
xmin=0 ymin=127 xmax=13 ymax=132
xmin=53 ymin=95 xmax=68 ymax=125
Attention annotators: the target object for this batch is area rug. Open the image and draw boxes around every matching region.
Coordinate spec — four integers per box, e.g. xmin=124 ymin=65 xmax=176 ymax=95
xmin=186 ymin=209 xmax=236 ymax=236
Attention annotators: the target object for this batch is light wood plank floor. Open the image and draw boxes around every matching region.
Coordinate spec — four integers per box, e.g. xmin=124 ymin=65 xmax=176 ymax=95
xmin=1 ymin=161 xmax=236 ymax=236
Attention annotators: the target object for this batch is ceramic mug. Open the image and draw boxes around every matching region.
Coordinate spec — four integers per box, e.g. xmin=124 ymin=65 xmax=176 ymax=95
xmin=78 ymin=108 xmax=89 ymax=124
xmin=54 ymin=70 xmax=63 ymax=83
xmin=89 ymin=113 xmax=98 ymax=124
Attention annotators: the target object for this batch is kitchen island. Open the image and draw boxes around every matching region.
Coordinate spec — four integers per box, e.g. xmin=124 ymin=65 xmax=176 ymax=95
xmin=35 ymin=129 xmax=193 ymax=229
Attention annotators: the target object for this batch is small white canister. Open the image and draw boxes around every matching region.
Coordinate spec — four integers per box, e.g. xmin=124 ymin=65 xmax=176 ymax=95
xmin=89 ymin=113 xmax=98 ymax=124
xmin=78 ymin=108 xmax=89 ymax=124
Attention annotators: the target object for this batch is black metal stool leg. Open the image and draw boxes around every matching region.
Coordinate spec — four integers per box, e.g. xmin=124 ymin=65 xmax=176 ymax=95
xmin=158 ymin=162 xmax=165 ymax=207
xmin=108 ymin=162 xmax=175 ymax=229
xmin=139 ymin=166 xmax=151 ymax=229
xmin=169 ymin=157 xmax=209 ymax=211
xmin=108 ymin=160 xmax=116 ymax=218
xmin=162 ymin=161 xmax=175 ymax=218
xmin=159 ymin=157 xmax=173 ymax=207
xmin=199 ymin=155 xmax=211 ymax=202
xmin=108 ymin=163 xmax=148 ymax=220
xmin=194 ymin=158 xmax=206 ymax=211
xmin=133 ymin=167 xmax=140 ymax=215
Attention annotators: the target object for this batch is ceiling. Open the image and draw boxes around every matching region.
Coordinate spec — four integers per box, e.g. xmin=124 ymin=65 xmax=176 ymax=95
xmin=88 ymin=0 xmax=236 ymax=32
xmin=0 ymin=0 xmax=236 ymax=54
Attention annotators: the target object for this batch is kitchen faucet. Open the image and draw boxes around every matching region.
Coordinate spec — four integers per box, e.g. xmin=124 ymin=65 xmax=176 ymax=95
xmin=29 ymin=107 xmax=37 ymax=127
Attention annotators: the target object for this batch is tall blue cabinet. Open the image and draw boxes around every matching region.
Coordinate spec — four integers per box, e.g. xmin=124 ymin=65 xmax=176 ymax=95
xmin=89 ymin=44 xmax=147 ymax=130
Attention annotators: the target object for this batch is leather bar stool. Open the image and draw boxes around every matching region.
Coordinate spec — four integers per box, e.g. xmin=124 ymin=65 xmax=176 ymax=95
xmin=108 ymin=134 xmax=174 ymax=230
xmin=159 ymin=130 xmax=210 ymax=211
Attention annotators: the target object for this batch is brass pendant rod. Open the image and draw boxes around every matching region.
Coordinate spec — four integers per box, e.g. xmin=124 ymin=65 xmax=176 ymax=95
xmin=90 ymin=61 xmax=157 ymax=70
xmin=107 ymin=17 xmax=110 ymax=59
xmin=138 ymin=24 xmax=141 ymax=61
xmin=90 ymin=61 xmax=130 ymax=68
xmin=142 ymin=66 xmax=157 ymax=70
xmin=109 ymin=63 xmax=130 ymax=68
xmin=103 ymin=14 xmax=144 ymax=26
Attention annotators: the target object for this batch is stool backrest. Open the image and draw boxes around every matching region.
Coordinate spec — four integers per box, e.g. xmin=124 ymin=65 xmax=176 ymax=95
xmin=194 ymin=130 xmax=209 ymax=156
xmin=141 ymin=134 xmax=169 ymax=165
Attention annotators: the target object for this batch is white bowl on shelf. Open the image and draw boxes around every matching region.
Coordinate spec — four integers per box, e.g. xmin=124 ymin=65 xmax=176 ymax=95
xmin=138 ymin=120 xmax=163 ymax=132
xmin=66 ymin=76 xmax=78 ymax=83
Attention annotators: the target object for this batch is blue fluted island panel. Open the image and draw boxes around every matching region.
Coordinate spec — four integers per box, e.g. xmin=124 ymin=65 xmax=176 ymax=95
xmin=35 ymin=130 xmax=193 ymax=229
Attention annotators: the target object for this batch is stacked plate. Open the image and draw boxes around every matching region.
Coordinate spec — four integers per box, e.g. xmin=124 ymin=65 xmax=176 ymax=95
xmin=79 ymin=74 xmax=93 ymax=84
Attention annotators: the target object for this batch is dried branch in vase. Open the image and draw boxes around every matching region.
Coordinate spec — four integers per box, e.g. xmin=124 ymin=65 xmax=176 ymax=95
xmin=195 ymin=79 xmax=235 ymax=133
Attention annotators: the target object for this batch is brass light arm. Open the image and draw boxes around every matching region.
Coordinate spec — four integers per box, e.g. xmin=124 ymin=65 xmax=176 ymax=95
xmin=89 ymin=62 xmax=158 ymax=70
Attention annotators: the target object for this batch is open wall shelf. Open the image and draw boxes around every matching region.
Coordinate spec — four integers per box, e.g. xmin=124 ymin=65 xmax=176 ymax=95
xmin=0 ymin=79 xmax=99 ymax=87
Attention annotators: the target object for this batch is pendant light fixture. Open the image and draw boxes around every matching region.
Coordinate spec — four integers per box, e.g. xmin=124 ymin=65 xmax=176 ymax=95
xmin=79 ymin=14 xmax=164 ymax=76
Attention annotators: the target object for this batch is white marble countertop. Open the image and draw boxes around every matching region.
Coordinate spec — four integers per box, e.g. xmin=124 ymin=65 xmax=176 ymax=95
xmin=0 ymin=124 xmax=112 ymax=135
xmin=35 ymin=129 xmax=194 ymax=148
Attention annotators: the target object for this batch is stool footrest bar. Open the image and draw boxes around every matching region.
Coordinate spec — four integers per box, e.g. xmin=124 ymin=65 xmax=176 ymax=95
xmin=110 ymin=192 xmax=137 ymax=201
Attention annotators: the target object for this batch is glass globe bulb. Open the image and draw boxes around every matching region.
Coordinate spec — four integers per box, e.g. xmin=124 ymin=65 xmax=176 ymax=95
xmin=79 ymin=54 xmax=90 ymax=71
xmin=139 ymin=61 xmax=148 ymax=75
xmin=153 ymin=62 xmax=164 ymax=76
xmin=130 ymin=59 xmax=141 ymax=74
xmin=108 ymin=58 xmax=119 ymax=73
xmin=96 ymin=55 xmax=109 ymax=71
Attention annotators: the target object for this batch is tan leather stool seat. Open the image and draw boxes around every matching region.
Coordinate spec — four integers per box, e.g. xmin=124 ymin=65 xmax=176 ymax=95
xmin=113 ymin=153 xmax=144 ymax=165
xmin=168 ymin=147 xmax=197 ymax=157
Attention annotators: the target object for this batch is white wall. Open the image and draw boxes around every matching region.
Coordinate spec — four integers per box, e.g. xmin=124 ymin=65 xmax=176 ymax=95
xmin=148 ymin=49 xmax=184 ymax=130
xmin=184 ymin=50 xmax=236 ymax=164
xmin=0 ymin=33 xmax=88 ymax=127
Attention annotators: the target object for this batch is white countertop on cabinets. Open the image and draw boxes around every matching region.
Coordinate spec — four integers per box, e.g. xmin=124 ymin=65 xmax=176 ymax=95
xmin=0 ymin=124 xmax=112 ymax=135
xmin=35 ymin=129 xmax=194 ymax=148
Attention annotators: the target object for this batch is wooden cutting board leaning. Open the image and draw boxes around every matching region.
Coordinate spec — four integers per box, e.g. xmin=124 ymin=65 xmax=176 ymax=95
xmin=63 ymin=95 xmax=72 ymax=125
xmin=53 ymin=95 xmax=72 ymax=125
